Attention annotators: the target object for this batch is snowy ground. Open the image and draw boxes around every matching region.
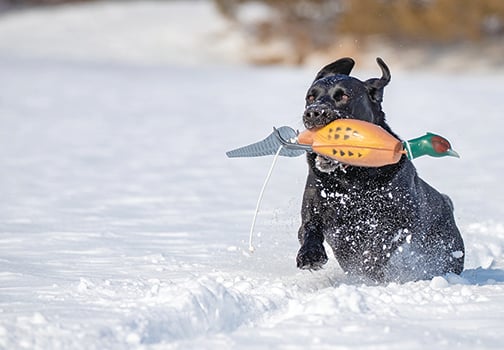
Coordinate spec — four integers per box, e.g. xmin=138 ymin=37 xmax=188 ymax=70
xmin=1 ymin=1 xmax=504 ymax=349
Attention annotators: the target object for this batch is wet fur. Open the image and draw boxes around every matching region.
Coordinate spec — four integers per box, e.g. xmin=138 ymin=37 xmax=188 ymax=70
xmin=296 ymin=57 xmax=464 ymax=283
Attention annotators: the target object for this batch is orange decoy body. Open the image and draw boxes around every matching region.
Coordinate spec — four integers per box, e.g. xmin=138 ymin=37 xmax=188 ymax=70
xmin=297 ymin=119 xmax=406 ymax=167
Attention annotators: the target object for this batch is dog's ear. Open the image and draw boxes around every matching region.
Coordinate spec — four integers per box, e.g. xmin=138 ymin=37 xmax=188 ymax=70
xmin=314 ymin=57 xmax=355 ymax=82
xmin=365 ymin=57 xmax=391 ymax=103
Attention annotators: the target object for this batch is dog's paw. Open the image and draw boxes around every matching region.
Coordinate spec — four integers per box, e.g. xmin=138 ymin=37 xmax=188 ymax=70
xmin=296 ymin=243 xmax=328 ymax=270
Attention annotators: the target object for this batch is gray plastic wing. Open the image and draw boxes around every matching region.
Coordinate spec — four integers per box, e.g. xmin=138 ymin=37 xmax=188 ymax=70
xmin=226 ymin=126 xmax=305 ymax=158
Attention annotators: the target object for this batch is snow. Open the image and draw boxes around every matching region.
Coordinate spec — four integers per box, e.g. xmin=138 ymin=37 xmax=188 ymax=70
xmin=0 ymin=0 xmax=246 ymax=66
xmin=1 ymin=1 xmax=504 ymax=349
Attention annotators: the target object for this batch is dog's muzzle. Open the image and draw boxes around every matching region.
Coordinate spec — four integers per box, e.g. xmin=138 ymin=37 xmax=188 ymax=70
xmin=303 ymin=104 xmax=345 ymax=129
xmin=303 ymin=103 xmax=350 ymax=173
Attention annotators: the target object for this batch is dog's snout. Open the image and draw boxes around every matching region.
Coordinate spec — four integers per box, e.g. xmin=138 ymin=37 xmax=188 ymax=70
xmin=304 ymin=107 xmax=324 ymax=120
xmin=303 ymin=104 xmax=338 ymax=129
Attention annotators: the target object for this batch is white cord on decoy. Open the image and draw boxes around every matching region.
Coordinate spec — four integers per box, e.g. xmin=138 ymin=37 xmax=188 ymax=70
xmin=248 ymin=145 xmax=284 ymax=253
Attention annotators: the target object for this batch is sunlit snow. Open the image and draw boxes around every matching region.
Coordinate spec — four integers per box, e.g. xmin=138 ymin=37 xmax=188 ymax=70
xmin=0 ymin=1 xmax=503 ymax=349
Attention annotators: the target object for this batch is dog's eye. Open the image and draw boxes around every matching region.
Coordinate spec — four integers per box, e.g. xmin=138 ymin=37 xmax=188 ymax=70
xmin=333 ymin=89 xmax=349 ymax=103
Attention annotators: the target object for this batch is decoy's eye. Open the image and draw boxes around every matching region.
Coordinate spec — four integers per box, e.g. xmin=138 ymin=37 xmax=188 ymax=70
xmin=431 ymin=135 xmax=451 ymax=153
xmin=333 ymin=89 xmax=349 ymax=103
xmin=306 ymin=95 xmax=315 ymax=103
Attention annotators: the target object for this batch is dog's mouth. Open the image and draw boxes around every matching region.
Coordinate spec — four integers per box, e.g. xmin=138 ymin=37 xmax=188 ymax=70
xmin=302 ymin=104 xmax=354 ymax=173
xmin=315 ymin=154 xmax=348 ymax=174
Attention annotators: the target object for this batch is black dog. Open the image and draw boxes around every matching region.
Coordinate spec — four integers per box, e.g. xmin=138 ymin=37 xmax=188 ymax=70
xmin=296 ymin=57 xmax=464 ymax=283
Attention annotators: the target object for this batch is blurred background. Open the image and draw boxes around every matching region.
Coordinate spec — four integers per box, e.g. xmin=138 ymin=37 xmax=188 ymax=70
xmin=0 ymin=0 xmax=503 ymax=70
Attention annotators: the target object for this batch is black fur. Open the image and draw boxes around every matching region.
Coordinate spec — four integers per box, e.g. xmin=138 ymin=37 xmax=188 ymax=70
xmin=297 ymin=57 xmax=464 ymax=283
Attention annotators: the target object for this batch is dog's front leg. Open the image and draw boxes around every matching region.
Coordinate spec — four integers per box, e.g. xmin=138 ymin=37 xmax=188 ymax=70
xmin=296 ymin=174 xmax=328 ymax=270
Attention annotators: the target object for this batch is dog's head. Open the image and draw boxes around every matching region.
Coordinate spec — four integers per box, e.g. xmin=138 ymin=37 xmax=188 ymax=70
xmin=304 ymin=58 xmax=395 ymax=173
xmin=303 ymin=57 xmax=391 ymax=130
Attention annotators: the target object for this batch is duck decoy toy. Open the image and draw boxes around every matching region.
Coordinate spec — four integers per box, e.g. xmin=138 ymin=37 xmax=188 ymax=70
xmin=226 ymin=119 xmax=459 ymax=166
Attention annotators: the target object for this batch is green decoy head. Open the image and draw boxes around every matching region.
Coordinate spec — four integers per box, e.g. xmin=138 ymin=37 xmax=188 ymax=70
xmin=403 ymin=132 xmax=460 ymax=160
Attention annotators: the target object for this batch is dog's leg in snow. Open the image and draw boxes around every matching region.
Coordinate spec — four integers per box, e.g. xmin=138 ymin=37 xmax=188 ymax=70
xmin=296 ymin=174 xmax=328 ymax=270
